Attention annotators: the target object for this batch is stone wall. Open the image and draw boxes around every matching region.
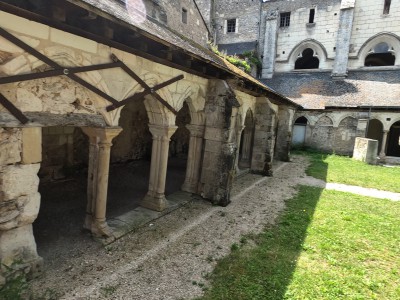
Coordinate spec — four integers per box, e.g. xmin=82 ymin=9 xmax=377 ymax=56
xmin=0 ymin=127 xmax=43 ymax=284
xmin=150 ymin=0 xmax=210 ymax=47
xmin=200 ymin=80 xmax=239 ymax=206
xmin=293 ymin=110 xmax=400 ymax=155
xmin=260 ymin=0 xmax=342 ymax=73
xmin=348 ymin=0 xmax=400 ymax=68
xmin=213 ymin=0 xmax=260 ymax=46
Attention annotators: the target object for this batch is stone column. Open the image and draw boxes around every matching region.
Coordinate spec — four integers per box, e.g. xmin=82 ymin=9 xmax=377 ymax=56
xmin=251 ymin=97 xmax=277 ymax=176
xmin=141 ymin=124 xmax=177 ymax=212
xmin=379 ymin=130 xmax=389 ymax=158
xmin=261 ymin=10 xmax=279 ymax=79
xmin=200 ymin=79 xmax=239 ymax=206
xmin=275 ymin=106 xmax=292 ymax=162
xmin=181 ymin=124 xmax=205 ymax=194
xmin=0 ymin=127 xmax=43 ymax=284
xmin=331 ymin=0 xmax=355 ymax=80
xmin=81 ymin=127 xmax=122 ymax=238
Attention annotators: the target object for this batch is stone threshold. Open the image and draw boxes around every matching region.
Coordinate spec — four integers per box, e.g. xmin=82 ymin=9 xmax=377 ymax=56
xmin=99 ymin=191 xmax=195 ymax=245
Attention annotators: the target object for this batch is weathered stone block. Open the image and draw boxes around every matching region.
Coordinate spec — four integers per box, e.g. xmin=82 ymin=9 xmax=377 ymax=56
xmin=21 ymin=127 xmax=42 ymax=164
xmin=0 ymin=11 xmax=49 ymax=39
xmin=17 ymin=193 xmax=40 ymax=226
xmin=0 ymin=225 xmax=38 ymax=267
xmin=353 ymin=137 xmax=378 ymax=165
xmin=50 ymin=28 xmax=97 ymax=53
xmin=0 ymin=164 xmax=40 ymax=201
xmin=1 ymin=55 xmax=30 ymax=76
xmin=0 ymin=128 xmax=21 ymax=165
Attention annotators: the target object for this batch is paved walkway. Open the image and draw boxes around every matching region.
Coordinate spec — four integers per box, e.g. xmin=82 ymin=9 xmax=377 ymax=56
xmin=297 ymin=176 xmax=400 ymax=201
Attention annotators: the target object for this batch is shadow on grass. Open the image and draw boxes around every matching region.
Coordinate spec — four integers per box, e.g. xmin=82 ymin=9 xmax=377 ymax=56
xmin=199 ymin=152 xmax=328 ymax=300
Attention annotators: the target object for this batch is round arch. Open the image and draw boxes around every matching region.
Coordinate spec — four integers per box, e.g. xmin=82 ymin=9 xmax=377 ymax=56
xmin=387 ymin=121 xmax=400 ymax=157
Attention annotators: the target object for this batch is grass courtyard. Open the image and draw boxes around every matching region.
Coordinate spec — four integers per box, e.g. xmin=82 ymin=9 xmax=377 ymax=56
xmin=199 ymin=153 xmax=400 ymax=300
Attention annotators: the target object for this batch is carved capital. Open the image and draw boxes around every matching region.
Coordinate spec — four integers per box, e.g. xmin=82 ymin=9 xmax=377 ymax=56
xmin=148 ymin=124 xmax=177 ymax=140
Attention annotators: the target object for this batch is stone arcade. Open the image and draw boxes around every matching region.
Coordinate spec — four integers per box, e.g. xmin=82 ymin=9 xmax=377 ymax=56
xmin=0 ymin=0 xmax=298 ymax=285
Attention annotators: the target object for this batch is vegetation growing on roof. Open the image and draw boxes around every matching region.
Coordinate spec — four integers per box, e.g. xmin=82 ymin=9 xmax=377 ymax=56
xmin=209 ymin=43 xmax=261 ymax=74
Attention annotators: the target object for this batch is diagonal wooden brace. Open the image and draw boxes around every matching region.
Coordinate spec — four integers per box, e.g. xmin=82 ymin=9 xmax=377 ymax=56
xmin=0 ymin=93 xmax=29 ymax=124
xmin=105 ymin=75 xmax=183 ymax=114
xmin=0 ymin=27 xmax=119 ymax=105
xmin=109 ymin=54 xmax=183 ymax=115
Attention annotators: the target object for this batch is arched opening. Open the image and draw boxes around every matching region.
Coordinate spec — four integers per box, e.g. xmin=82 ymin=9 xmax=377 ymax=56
xmin=364 ymin=42 xmax=395 ymax=66
xmin=238 ymin=110 xmax=255 ymax=169
xmin=366 ymin=119 xmax=384 ymax=151
xmin=292 ymin=116 xmax=308 ymax=145
xmin=166 ymin=101 xmax=191 ymax=194
xmin=334 ymin=117 xmax=358 ymax=155
xmin=108 ymin=97 xmax=153 ymax=216
xmin=34 ymin=126 xmax=89 ymax=259
xmin=387 ymin=121 xmax=400 ymax=157
xmin=310 ymin=116 xmax=334 ymax=152
xmin=295 ymin=48 xmax=319 ymax=69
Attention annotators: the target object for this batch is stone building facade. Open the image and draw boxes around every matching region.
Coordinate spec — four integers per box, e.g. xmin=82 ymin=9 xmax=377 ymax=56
xmin=199 ymin=0 xmax=400 ymax=158
xmin=0 ymin=0 xmax=298 ymax=286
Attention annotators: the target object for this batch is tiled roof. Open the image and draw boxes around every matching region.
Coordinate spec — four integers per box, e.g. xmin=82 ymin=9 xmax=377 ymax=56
xmin=262 ymin=70 xmax=400 ymax=109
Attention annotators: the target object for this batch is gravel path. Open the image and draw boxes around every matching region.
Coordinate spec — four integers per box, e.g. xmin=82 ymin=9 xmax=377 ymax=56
xmin=30 ymin=155 xmax=398 ymax=299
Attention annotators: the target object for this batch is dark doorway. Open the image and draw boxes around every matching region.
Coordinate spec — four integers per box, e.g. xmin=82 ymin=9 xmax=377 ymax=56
xmin=387 ymin=121 xmax=400 ymax=157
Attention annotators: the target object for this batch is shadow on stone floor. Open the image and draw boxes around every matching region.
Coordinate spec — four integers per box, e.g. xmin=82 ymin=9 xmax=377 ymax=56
xmin=33 ymin=157 xmax=187 ymax=259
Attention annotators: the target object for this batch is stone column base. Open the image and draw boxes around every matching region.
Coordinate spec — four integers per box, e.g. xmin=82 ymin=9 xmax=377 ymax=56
xmin=140 ymin=194 xmax=168 ymax=212
xmin=181 ymin=181 xmax=198 ymax=194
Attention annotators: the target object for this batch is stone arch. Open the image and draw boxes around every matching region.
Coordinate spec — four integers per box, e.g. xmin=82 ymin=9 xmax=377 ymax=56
xmin=143 ymin=76 xmax=175 ymax=126
xmin=292 ymin=116 xmax=309 ymax=145
xmin=366 ymin=119 xmax=384 ymax=151
xmin=334 ymin=116 xmax=358 ymax=155
xmin=388 ymin=117 xmax=400 ymax=130
xmin=294 ymin=116 xmax=309 ymax=124
xmin=357 ymin=32 xmax=400 ymax=66
xmin=238 ymin=108 xmax=255 ymax=169
xmin=295 ymin=48 xmax=319 ymax=69
xmin=387 ymin=121 xmax=400 ymax=157
xmin=288 ymin=39 xmax=328 ymax=69
xmin=310 ymin=115 xmax=334 ymax=152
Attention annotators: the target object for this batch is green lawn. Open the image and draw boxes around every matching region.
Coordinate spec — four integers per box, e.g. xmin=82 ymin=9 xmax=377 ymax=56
xmin=199 ymin=186 xmax=400 ymax=300
xmin=295 ymin=150 xmax=400 ymax=193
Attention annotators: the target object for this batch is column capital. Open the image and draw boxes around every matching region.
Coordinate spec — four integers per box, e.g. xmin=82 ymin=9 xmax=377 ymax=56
xmin=148 ymin=124 xmax=177 ymax=139
xmin=186 ymin=124 xmax=205 ymax=137
xmin=81 ymin=127 xmax=122 ymax=144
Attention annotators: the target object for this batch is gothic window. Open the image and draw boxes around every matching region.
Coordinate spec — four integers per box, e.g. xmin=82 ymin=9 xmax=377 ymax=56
xmin=295 ymin=48 xmax=319 ymax=69
xmin=280 ymin=12 xmax=291 ymax=27
xmin=364 ymin=42 xmax=395 ymax=66
xmin=383 ymin=0 xmax=391 ymax=14
xmin=227 ymin=19 xmax=237 ymax=33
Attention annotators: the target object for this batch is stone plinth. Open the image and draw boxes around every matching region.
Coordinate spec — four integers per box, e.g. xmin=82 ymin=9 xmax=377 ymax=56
xmin=353 ymin=137 xmax=378 ymax=165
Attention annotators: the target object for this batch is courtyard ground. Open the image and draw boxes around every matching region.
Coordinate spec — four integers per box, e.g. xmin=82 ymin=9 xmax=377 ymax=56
xmin=2 ymin=153 xmax=399 ymax=299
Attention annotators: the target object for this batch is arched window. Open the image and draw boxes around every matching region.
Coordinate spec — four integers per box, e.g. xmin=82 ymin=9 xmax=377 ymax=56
xmin=295 ymin=48 xmax=319 ymax=69
xmin=364 ymin=42 xmax=395 ymax=66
